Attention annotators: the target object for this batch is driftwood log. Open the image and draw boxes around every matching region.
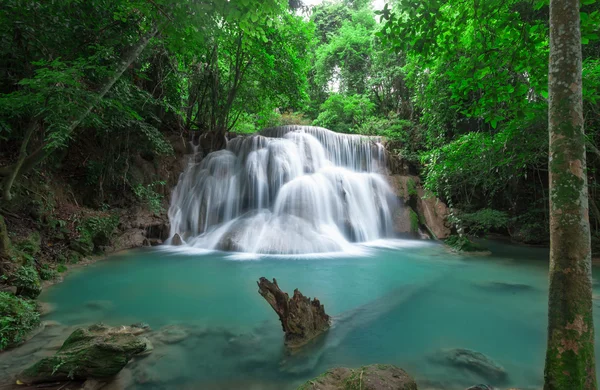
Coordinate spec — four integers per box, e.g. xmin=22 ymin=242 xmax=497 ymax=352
xmin=257 ymin=277 xmax=330 ymax=348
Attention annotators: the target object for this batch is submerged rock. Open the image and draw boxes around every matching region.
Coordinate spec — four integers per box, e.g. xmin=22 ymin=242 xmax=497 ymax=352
xmin=431 ymin=348 xmax=508 ymax=384
xmin=19 ymin=324 xmax=151 ymax=384
xmin=257 ymin=277 xmax=330 ymax=348
xmin=154 ymin=325 xmax=189 ymax=345
xmin=297 ymin=364 xmax=417 ymax=390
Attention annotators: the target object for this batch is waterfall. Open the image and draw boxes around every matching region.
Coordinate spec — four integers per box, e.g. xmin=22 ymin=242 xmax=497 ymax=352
xmin=167 ymin=125 xmax=399 ymax=254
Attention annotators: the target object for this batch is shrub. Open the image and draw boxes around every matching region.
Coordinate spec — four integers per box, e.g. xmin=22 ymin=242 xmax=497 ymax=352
xmin=78 ymin=214 xmax=120 ymax=250
xmin=14 ymin=232 xmax=41 ymax=257
xmin=0 ymin=292 xmax=40 ymax=351
xmin=39 ymin=265 xmax=58 ymax=281
xmin=13 ymin=266 xmax=42 ymax=299
xmin=459 ymin=208 xmax=509 ymax=236
xmin=133 ymin=181 xmax=165 ymax=214
xmin=445 ymin=235 xmax=488 ymax=252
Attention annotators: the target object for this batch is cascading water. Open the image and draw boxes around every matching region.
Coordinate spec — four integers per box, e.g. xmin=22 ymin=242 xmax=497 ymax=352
xmin=167 ymin=125 xmax=399 ymax=254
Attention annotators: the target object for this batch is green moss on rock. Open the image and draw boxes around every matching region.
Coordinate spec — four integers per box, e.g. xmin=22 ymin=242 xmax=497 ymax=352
xmin=0 ymin=292 xmax=40 ymax=351
xmin=19 ymin=324 xmax=149 ymax=384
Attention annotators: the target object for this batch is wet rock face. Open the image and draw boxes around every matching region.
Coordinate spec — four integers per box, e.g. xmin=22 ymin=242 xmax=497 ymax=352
xmin=297 ymin=364 xmax=418 ymax=390
xmin=431 ymin=348 xmax=508 ymax=385
xmin=257 ymin=277 xmax=330 ymax=348
xmin=19 ymin=324 xmax=151 ymax=384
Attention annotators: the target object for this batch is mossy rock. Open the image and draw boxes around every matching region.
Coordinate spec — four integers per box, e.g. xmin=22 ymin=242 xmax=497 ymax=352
xmin=0 ymin=292 xmax=40 ymax=351
xmin=19 ymin=324 xmax=149 ymax=384
xmin=297 ymin=364 xmax=417 ymax=390
xmin=14 ymin=265 xmax=42 ymax=299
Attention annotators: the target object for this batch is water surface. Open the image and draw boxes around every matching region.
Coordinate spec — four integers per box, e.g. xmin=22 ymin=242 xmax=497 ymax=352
xmin=32 ymin=240 xmax=600 ymax=389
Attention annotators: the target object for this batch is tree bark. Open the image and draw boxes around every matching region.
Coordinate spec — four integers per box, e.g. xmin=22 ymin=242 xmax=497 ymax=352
xmin=257 ymin=277 xmax=331 ymax=348
xmin=544 ymin=0 xmax=596 ymax=388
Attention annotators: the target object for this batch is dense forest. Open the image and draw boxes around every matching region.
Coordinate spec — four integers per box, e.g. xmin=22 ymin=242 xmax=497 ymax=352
xmin=2 ymin=0 xmax=600 ymax=249
xmin=0 ymin=0 xmax=599 ymax=387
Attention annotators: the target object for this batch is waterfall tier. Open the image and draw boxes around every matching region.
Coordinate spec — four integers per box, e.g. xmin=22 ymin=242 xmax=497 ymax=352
xmin=168 ymin=126 xmax=399 ymax=254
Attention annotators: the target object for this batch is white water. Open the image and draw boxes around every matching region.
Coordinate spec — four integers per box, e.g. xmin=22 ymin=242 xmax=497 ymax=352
xmin=167 ymin=126 xmax=399 ymax=254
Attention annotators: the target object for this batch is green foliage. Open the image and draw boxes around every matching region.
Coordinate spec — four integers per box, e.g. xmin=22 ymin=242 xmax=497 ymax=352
xmin=39 ymin=265 xmax=58 ymax=281
xmin=409 ymin=209 xmax=420 ymax=233
xmin=445 ymin=235 xmax=488 ymax=253
xmin=313 ymin=94 xmax=374 ymax=132
xmin=0 ymin=292 xmax=40 ymax=351
xmin=13 ymin=266 xmax=42 ymax=299
xmin=78 ymin=214 xmax=120 ymax=250
xmin=15 ymin=232 xmax=41 ymax=257
xmin=133 ymin=181 xmax=165 ymax=214
xmin=57 ymin=264 xmax=67 ymax=273
xmin=406 ymin=178 xmax=418 ymax=197
xmin=459 ymin=209 xmax=509 ymax=236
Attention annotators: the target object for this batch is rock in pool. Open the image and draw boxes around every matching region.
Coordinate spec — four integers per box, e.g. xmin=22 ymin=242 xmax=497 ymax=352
xmin=431 ymin=348 xmax=508 ymax=384
xmin=297 ymin=364 xmax=417 ymax=390
xmin=18 ymin=323 xmax=151 ymax=384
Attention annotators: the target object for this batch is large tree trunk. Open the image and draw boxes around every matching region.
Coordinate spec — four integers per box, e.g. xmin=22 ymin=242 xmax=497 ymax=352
xmin=544 ymin=0 xmax=596 ymax=388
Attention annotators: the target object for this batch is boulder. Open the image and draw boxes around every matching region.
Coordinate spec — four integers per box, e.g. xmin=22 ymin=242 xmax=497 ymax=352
xmin=297 ymin=364 xmax=417 ymax=390
xmin=171 ymin=233 xmax=183 ymax=246
xmin=19 ymin=324 xmax=151 ymax=384
xmin=257 ymin=277 xmax=330 ymax=348
xmin=416 ymin=186 xmax=451 ymax=239
xmin=431 ymin=348 xmax=508 ymax=384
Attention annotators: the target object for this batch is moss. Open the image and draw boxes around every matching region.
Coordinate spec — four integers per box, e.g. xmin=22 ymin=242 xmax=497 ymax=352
xmin=406 ymin=177 xmax=418 ymax=198
xmin=409 ymin=209 xmax=420 ymax=233
xmin=0 ymin=292 xmax=40 ymax=351
xmin=20 ymin=324 xmax=147 ymax=383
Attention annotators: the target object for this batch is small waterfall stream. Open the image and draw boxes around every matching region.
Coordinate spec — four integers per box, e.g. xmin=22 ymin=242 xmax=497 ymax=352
xmin=167 ymin=125 xmax=399 ymax=254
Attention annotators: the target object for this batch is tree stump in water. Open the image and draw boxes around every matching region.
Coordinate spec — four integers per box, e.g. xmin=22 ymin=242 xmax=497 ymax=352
xmin=257 ymin=277 xmax=330 ymax=348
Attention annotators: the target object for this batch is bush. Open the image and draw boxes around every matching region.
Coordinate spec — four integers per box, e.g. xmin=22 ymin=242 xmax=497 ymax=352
xmin=133 ymin=181 xmax=165 ymax=215
xmin=39 ymin=265 xmax=58 ymax=281
xmin=78 ymin=214 xmax=120 ymax=250
xmin=0 ymin=292 xmax=40 ymax=350
xmin=13 ymin=266 xmax=42 ymax=299
xmin=459 ymin=208 xmax=509 ymax=236
xmin=445 ymin=235 xmax=488 ymax=252
xmin=14 ymin=232 xmax=41 ymax=256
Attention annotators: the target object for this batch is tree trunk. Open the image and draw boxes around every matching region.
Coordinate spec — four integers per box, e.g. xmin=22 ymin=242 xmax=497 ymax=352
xmin=1 ymin=119 xmax=37 ymax=200
xmin=544 ymin=0 xmax=596 ymax=388
xmin=257 ymin=277 xmax=331 ymax=348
